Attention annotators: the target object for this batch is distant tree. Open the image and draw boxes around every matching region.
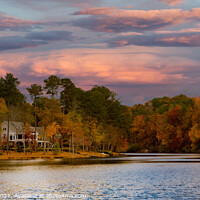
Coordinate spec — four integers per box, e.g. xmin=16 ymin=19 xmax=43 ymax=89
xmin=27 ymin=84 xmax=43 ymax=100
xmin=60 ymin=78 xmax=83 ymax=113
xmin=167 ymin=106 xmax=181 ymax=126
xmin=189 ymin=124 xmax=200 ymax=152
xmin=44 ymin=75 xmax=60 ymax=98
xmin=0 ymin=73 xmax=25 ymax=106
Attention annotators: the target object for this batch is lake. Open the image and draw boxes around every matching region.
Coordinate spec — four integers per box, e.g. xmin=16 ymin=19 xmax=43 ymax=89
xmin=0 ymin=154 xmax=200 ymax=199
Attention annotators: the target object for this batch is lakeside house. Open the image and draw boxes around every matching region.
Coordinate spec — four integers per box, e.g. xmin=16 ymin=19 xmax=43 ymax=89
xmin=1 ymin=121 xmax=41 ymax=146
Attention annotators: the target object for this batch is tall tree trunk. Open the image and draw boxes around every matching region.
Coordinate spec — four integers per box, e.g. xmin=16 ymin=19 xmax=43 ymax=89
xmin=0 ymin=129 xmax=2 ymax=152
xmin=72 ymin=130 xmax=74 ymax=156
xmin=6 ymin=116 xmax=10 ymax=155
xmin=24 ymin=138 xmax=26 ymax=156
xmin=82 ymin=132 xmax=85 ymax=152
xmin=44 ymin=130 xmax=46 ymax=154
xmin=34 ymin=101 xmax=37 ymax=152
xmin=61 ymin=138 xmax=63 ymax=153
xmin=69 ymin=134 xmax=71 ymax=153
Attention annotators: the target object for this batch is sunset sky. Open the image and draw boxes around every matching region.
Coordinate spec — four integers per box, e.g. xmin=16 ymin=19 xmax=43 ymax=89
xmin=0 ymin=0 xmax=200 ymax=105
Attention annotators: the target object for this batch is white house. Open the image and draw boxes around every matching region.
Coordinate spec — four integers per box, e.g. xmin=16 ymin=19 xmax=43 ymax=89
xmin=1 ymin=121 xmax=39 ymax=146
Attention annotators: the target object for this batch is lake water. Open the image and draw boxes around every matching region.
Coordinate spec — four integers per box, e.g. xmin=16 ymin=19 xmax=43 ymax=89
xmin=0 ymin=154 xmax=200 ymax=199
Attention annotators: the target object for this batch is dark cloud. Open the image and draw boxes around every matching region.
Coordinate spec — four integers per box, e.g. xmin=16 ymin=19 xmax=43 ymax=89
xmin=26 ymin=30 xmax=73 ymax=41
xmin=0 ymin=30 xmax=74 ymax=51
xmin=108 ymin=33 xmax=200 ymax=47
xmin=0 ymin=36 xmax=48 ymax=51
xmin=73 ymin=16 xmax=173 ymax=33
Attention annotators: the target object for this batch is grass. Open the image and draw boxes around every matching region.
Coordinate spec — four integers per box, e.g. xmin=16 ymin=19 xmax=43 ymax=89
xmin=0 ymin=151 xmax=119 ymax=160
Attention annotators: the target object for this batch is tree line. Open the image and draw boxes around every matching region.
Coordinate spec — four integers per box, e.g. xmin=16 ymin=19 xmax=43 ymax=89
xmin=0 ymin=73 xmax=130 ymax=154
xmin=130 ymin=95 xmax=200 ymax=153
xmin=1 ymin=73 xmax=200 ymax=153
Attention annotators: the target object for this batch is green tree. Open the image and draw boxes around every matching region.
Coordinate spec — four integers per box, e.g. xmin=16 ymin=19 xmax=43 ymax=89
xmin=60 ymin=78 xmax=83 ymax=113
xmin=44 ymin=75 xmax=60 ymax=98
xmin=0 ymin=73 xmax=25 ymax=154
xmin=27 ymin=84 xmax=43 ymax=100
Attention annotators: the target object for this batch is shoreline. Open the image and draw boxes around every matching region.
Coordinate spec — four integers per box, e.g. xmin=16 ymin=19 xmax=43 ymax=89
xmin=0 ymin=151 xmax=119 ymax=160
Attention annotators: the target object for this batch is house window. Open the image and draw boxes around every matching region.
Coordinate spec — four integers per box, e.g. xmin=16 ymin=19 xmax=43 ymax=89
xmin=3 ymin=128 xmax=6 ymax=131
xmin=18 ymin=135 xmax=22 ymax=139
xmin=13 ymin=136 xmax=15 ymax=140
xmin=10 ymin=135 xmax=12 ymax=141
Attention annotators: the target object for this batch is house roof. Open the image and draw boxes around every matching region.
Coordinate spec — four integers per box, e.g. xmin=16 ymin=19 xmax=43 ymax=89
xmin=2 ymin=121 xmax=41 ymax=135
xmin=2 ymin=121 xmax=23 ymax=134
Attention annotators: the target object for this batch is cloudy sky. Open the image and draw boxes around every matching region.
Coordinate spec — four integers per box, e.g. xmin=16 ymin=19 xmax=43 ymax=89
xmin=0 ymin=0 xmax=200 ymax=105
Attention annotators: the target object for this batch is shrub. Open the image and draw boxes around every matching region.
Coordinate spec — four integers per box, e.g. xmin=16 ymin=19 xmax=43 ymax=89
xmin=127 ymin=144 xmax=141 ymax=153
xmin=54 ymin=142 xmax=61 ymax=155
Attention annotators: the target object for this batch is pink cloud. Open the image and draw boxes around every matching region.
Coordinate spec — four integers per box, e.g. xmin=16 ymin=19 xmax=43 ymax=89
xmin=1 ymin=47 xmax=199 ymax=105
xmin=159 ymin=0 xmax=184 ymax=6
xmin=73 ymin=7 xmax=200 ymax=33
xmin=0 ymin=48 xmax=193 ymax=88
xmin=108 ymin=32 xmax=200 ymax=47
xmin=155 ymin=27 xmax=200 ymax=34
xmin=157 ymin=34 xmax=200 ymax=46
xmin=74 ymin=7 xmax=117 ymax=15
xmin=0 ymin=13 xmax=40 ymax=31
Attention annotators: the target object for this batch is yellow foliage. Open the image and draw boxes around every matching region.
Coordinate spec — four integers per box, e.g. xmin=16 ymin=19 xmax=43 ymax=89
xmin=0 ymin=98 xmax=8 ymax=118
xmin=0 ymin=98 xmax=8 ymax=133
xmin=46 ymin=122 xmax=60 ymax=138
xmin=131 ymin=115 xmax=145 ymax=133
xmin=24 ymin=122 xmax=31 ymax=134
xmin=189 ymin=124 xmax=200 ymax=144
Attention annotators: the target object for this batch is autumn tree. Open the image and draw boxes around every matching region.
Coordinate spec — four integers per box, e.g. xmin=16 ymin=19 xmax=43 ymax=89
xmin=85 ymin=118 xmax=105 ymax=151
xmin=46 ymin=121 xmax=60 ymax=146
xmin=67 ymin=111 xmax=85 ymax=155
xmin=38 ymin=98 xmax=63 ymax=153
xmin=0 ymin=98 xmax=8 ymax=121
xmin=189 ymin=124 xmax=200 ymax=151
xmin=0 ymin=98 xmax=9 ymax=150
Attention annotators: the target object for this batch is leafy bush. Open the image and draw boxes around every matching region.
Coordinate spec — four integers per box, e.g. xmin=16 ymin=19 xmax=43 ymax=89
xmin=127 ymin=144 xmax=141 ymax=153
xmin=17 ymin=145 xmax=23 ymax=152
xmin=54 ymin=142 xmax=61 ymax=155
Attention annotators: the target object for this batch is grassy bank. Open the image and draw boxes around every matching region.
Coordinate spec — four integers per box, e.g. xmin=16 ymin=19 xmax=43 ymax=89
xmin=0 ymin=151 xmax=119 ymax=160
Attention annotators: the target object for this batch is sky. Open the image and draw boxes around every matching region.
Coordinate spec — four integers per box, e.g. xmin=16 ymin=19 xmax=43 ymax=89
xmin=0 ymin=0 xmax=200 ymax=105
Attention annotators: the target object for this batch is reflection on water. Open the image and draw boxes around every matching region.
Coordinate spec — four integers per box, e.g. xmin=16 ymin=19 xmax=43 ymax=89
xmin=0 ymin=154 xmax=200 ymax=199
